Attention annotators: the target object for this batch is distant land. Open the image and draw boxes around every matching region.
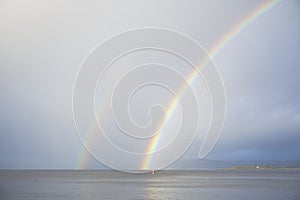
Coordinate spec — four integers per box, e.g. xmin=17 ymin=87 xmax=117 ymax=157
xmin=168 ymin=158 xmax=300 ymax=170
xmin=225 ymin=165 xmax=300 ymax=170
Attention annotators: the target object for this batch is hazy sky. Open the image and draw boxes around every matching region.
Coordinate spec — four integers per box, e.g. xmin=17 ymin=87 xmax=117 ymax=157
xmin=0 ymin=0 xmax=300 ymax=169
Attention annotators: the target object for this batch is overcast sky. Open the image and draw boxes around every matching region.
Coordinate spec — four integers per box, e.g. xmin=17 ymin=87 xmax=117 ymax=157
xmin=0 ymin=0 xmax=300 ymax=169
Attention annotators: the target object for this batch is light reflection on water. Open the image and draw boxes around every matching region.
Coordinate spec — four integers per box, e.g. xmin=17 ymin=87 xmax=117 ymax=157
xmin=0 ymin=170 xmax=300 ymax=200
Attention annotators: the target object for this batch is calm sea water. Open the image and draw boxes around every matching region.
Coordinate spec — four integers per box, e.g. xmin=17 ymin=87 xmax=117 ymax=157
xmin=0 ymin=170 xmax=299 ymax=200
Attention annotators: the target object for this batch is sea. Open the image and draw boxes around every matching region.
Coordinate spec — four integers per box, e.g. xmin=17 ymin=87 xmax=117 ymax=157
xmin=0 ymin=170 xmax=299 ymax=200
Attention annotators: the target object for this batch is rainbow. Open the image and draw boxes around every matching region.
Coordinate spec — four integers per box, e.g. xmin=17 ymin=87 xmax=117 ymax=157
xmin=77 ymin=0 xmax=282 ymax=170
xmin=141 ymin=0 xmax=282 ymax=170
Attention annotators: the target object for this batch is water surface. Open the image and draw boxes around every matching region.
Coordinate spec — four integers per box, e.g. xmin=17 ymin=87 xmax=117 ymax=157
xmin=0 ymin=170 xmax=299 ymax=200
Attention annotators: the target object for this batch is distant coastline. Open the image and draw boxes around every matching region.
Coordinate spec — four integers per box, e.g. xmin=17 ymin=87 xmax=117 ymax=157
xmin=224 ymin=165 xmax=300 ymax=170
xmin=1 ymin=166 xmax=300 ymax=172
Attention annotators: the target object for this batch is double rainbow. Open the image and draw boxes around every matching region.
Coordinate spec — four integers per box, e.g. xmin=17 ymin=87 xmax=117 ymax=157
xmin=77 ymin=0 xmax=282 ymax=170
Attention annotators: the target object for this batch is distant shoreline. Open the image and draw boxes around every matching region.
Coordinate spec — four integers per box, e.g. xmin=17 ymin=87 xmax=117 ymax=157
xmin=224 ymin=165 xmax=300 ymax=170
xmin=0 ymin=167 xmax=300 ymax=172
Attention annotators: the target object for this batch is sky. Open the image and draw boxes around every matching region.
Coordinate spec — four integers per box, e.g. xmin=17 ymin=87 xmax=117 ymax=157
xmin=0 ymin=0 xmax=300 ymax=169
